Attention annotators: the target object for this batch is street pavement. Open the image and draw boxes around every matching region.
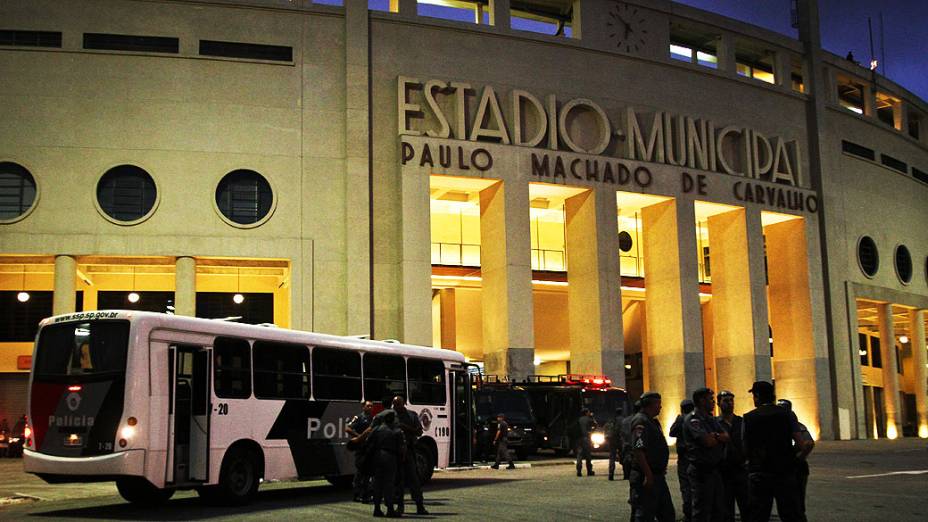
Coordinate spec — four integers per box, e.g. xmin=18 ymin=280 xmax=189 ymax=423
xmin=0 ymin=438 xmax=926 ymax=520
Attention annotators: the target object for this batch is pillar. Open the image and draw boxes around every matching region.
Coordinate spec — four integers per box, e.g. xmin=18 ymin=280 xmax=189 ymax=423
xmin=893 ymin=100 xmax=908 ymax=132
xmin=439 ymin=288 xmax=457 ymax=350
xmin=489 ymin=0 xmax=510 ymax=29
xmin=716 ymin=34 xmax=736 ymax=75
xmin=911 ymin=310 xmax=928 ymax=438
xmin=480 ymin=181 xmax=534 ymax=380
xmin=346 ymin=0 xmax=372 ymax=336
xmin=766 ymin=218 xmax=820 ymax=434
xmin=862 ymin=83 xmax=877 ymax=118
xmin=707 ymin=208 xmax=770 ymax=414
xmin=400 ymin=168 xmax=433 ymax=346
xmin=53 ymin=255 xmax=76 ymax=315
xmin=775 ymin=50 xmax=792 ymax=92
xmin=642 ymin=198 xmax=705 ymax=431
xmin=175 ymin=256 xmax=196 ymax=317
xmin=876 ymin=303 xmax=902 ymax=438
xmin=570 ymin=0 xmax=583 ymax=39
xmin=565 ymin=189 xmax=624 ymax=385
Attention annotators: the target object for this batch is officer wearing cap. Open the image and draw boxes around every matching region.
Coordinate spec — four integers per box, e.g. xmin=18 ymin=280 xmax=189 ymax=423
xmin=681 ymin=387 xmax=729 ymax=522
xmin=576 ymin=407 xmax=596 ymax=477
xmin=669 ymin=399 xmax=695 ymax=522
xmin=743 ymin=381 xmax=802 ymax=522
xmin=717 ymin=390 xmax=749 ymax=522
xmin=628 ymin=391 xmax=675 ymax=522
xmin=777 ymin=399 xmax=814 ymax=520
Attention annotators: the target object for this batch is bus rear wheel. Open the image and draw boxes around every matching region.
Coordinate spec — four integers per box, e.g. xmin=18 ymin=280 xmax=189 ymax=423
xmin=116 ymin=477 xmax=174 ymax=505
xmin=202 ymin=447 xmax=260 ymax=505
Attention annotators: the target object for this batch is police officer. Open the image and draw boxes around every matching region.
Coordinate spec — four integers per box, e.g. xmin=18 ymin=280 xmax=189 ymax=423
xmin=620 ymin=400 xmax=642 ymax=482
xmin=629 ymin=391 xmax=675 ymax=522
xmin=576 ymin=407 xmax=596 ymax=477
xmin=491 ymin=412 xmax=515 ymax=469
xmin=347 ymin=400 xmax=375 ymax=503
xmin=391 ymin=395 xmax=428 ymax=516
xmin=682 ymin=387 xmax=729 ymax=522
xmin=777 ymin=399 xmax=814 ymax=521
xmin=717 ymin=391 xmax=749 ymax=522
xmin=607 ymin=407 xmax=624 ymax=481
xmin=669 ymin=399 xmax=695 ymax=522
xmin=369 ymin=410 xmax=404 ymax=518
xmin=743 ymin=381 xmax=803 ymax=522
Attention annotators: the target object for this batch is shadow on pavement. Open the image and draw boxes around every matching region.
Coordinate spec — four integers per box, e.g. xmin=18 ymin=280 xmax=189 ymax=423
xmin=28 ymin=477 xmax=515 ymax=520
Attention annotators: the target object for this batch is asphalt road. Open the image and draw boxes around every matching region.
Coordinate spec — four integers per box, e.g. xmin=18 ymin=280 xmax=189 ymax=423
xmin=1 ymin=438 xmax=926 ymax=520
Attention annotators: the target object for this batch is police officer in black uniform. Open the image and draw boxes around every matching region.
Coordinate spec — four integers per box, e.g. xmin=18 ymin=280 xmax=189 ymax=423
xmin=743 ymin=381 xmax=803 ymax=522
xmin=777 ymin=398 xmax=814 ymax=521
xmin=576 ymin=408 xmax=596 ymax=477
xmin=669 ymin=399 xmax=695 ymax=522
xmin=682 ymin=387 xmax=729 ymax=522
xmin=717 ymin=390 xmax=749 ymax=522
xmin=629 ymin=391 xmax=675 ymax=522
xmin=368 ymin=410 xmax=404 ymax=518
xmin=391 ymin=395 xmax=428 ymax=516
xmin=607 ymin=406 xmax=624 ymax=481
xmin=620 ymin=400 xmax=642 ymax=482
xmin=347 ymin=400 xmax=375 ymax=502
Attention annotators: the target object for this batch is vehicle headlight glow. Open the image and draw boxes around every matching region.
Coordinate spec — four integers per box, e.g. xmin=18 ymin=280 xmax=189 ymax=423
xmin=121 ymin=426 xmax=136 ymax=439
xmin=591 ymin=432 xmax=606 ymax=447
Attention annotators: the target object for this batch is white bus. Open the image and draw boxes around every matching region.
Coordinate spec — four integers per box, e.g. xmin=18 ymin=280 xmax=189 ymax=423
xmin=23 ymin=311 xmax=474 ymax=505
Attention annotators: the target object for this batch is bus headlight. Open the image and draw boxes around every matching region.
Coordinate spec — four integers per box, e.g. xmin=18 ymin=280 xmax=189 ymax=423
xmin=591 ymin=432 xmax=606 ymax=448
xmin=121 ymin=425 xmax=136 ymax=440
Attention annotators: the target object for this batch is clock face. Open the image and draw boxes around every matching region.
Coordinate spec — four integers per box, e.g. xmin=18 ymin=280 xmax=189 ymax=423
xmin=606 ymin=2 xmax=648 ymax=53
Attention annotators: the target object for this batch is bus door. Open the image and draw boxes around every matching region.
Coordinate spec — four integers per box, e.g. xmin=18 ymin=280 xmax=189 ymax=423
xmin=168 ymin=345 xmax=210 ymax=484
xmin=448 ymin=365 xmax=473 ymax=466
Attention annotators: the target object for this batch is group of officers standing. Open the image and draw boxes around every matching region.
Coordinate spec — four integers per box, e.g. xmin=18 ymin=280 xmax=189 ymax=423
xmin=608 ymin=381 xmax=815 ymax=522
xmin=345 ymin=396 xmax=429 ymax=518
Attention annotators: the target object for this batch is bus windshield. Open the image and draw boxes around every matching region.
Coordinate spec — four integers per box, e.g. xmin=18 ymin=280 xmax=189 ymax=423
xmin=476 ymin=390 xmax=533 ymax=423
xmin=582 ymin=390 xmax=626 ymax=425
xmin=34 ymin=321 xmax=130 ymax=379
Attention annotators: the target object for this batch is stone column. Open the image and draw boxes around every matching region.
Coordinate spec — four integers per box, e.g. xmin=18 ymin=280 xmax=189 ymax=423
xmin=707 ymin=208 xmax=770 ymax=414
xmin=489 ymin=0 xmax=510 ymax=29
xmin=53 ymin=255 xmax=77 ymax=315
xmin=766 ymin=218 xmax=820 ymax=435
xmin=439 ymin=288 xmax=457 ymax=350
xmin=775 ymin=50 xmax=792 ymax=92
xmin=893 ymin=101 xmax=908 ymax=133
xmin=565 ymin=189 xmax=624 ymax=385
xmin=911 ymin=309 xmax=928 ymax=438
xmin=345 ymin=0 xmax=372 ymax=337
xmin=400 ymin=168 xmax=433 ymax=346
xmin=175 ymin=256 xmax=196 ymax=317
xmin=716 ymin=34 xmax=737 ymax=75
xmin=642 ymin=198 xmax=705 ymax=431
xmin=480 ymin=181 xmax=534 ymax=380
xmin=876 ymin=303 xmax=902 ymax=438
xmin=862 ymin=83 xmax=876 ymax=118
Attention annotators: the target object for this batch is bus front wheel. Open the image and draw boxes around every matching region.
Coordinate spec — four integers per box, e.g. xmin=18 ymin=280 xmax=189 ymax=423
xmin=202 ymin=447 xmax=260 ymax=505
xmin=116 ymin=477 xmax=174 ymax=505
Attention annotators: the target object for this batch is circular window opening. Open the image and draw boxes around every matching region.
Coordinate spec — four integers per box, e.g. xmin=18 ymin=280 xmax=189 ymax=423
xmin=857 ymin=236 xmax=879 ymax=278
xmin=618 ymin=231 xmax=634 ymax=252
xmin=215 ymin=169 xmax=273 ymax=226
xmin=0 ymin=162 xmax=38 ymax=222
xmin=96 ymin=165 xmax=157 ymax=223
xmin=894 ymin=245 xmax=912 ymax=284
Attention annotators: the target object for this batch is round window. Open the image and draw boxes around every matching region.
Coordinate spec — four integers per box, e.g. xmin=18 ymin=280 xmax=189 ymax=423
xmin=894 ymin=245 xmax=912 ymax=284
xmin=96 ymin=165 xmax=157 ymax=223
xmin=618 ymin=231 xmax=634 ymax=252
xmin=0 ymin=162 xmax=38 ymax=222
xmin=857 ymin=236 xmax=879 ymax=278
xmin=215 ymin=169 xmax=273 ymax=226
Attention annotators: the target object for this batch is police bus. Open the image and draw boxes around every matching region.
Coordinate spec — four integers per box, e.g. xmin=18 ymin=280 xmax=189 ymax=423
xmin=23 ymin=311 xmax=473 ymax=505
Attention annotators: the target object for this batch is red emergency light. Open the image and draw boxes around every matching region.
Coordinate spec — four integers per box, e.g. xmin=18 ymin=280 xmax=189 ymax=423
xmin=68 ymin=385 xmax=82 ymax=392
xmin=561 ymin=374 xmax=612 ymax=388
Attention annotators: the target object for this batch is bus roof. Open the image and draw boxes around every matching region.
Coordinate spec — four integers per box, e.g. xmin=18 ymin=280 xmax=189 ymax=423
xmin=39 ymin=310 xmax=466 ymax=362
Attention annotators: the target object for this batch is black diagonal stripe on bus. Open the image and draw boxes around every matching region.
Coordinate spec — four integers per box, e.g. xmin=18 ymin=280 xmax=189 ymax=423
xmin=266 ymin=400 xmax=351 ymax=479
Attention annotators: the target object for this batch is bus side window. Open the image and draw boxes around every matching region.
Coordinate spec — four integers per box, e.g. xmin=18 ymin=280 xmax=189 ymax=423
xmin=311 ymin=347 xmax=361 ymax=401
xmin=408 ymin=358 xmax=446 ymax=405
xmin=214 ymin=337 xmax=251 ymax=399
xmin=253 ymin=341 xmax=310 ymax=400
xmin=363 ymin=353 xmax=407 ymax=407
